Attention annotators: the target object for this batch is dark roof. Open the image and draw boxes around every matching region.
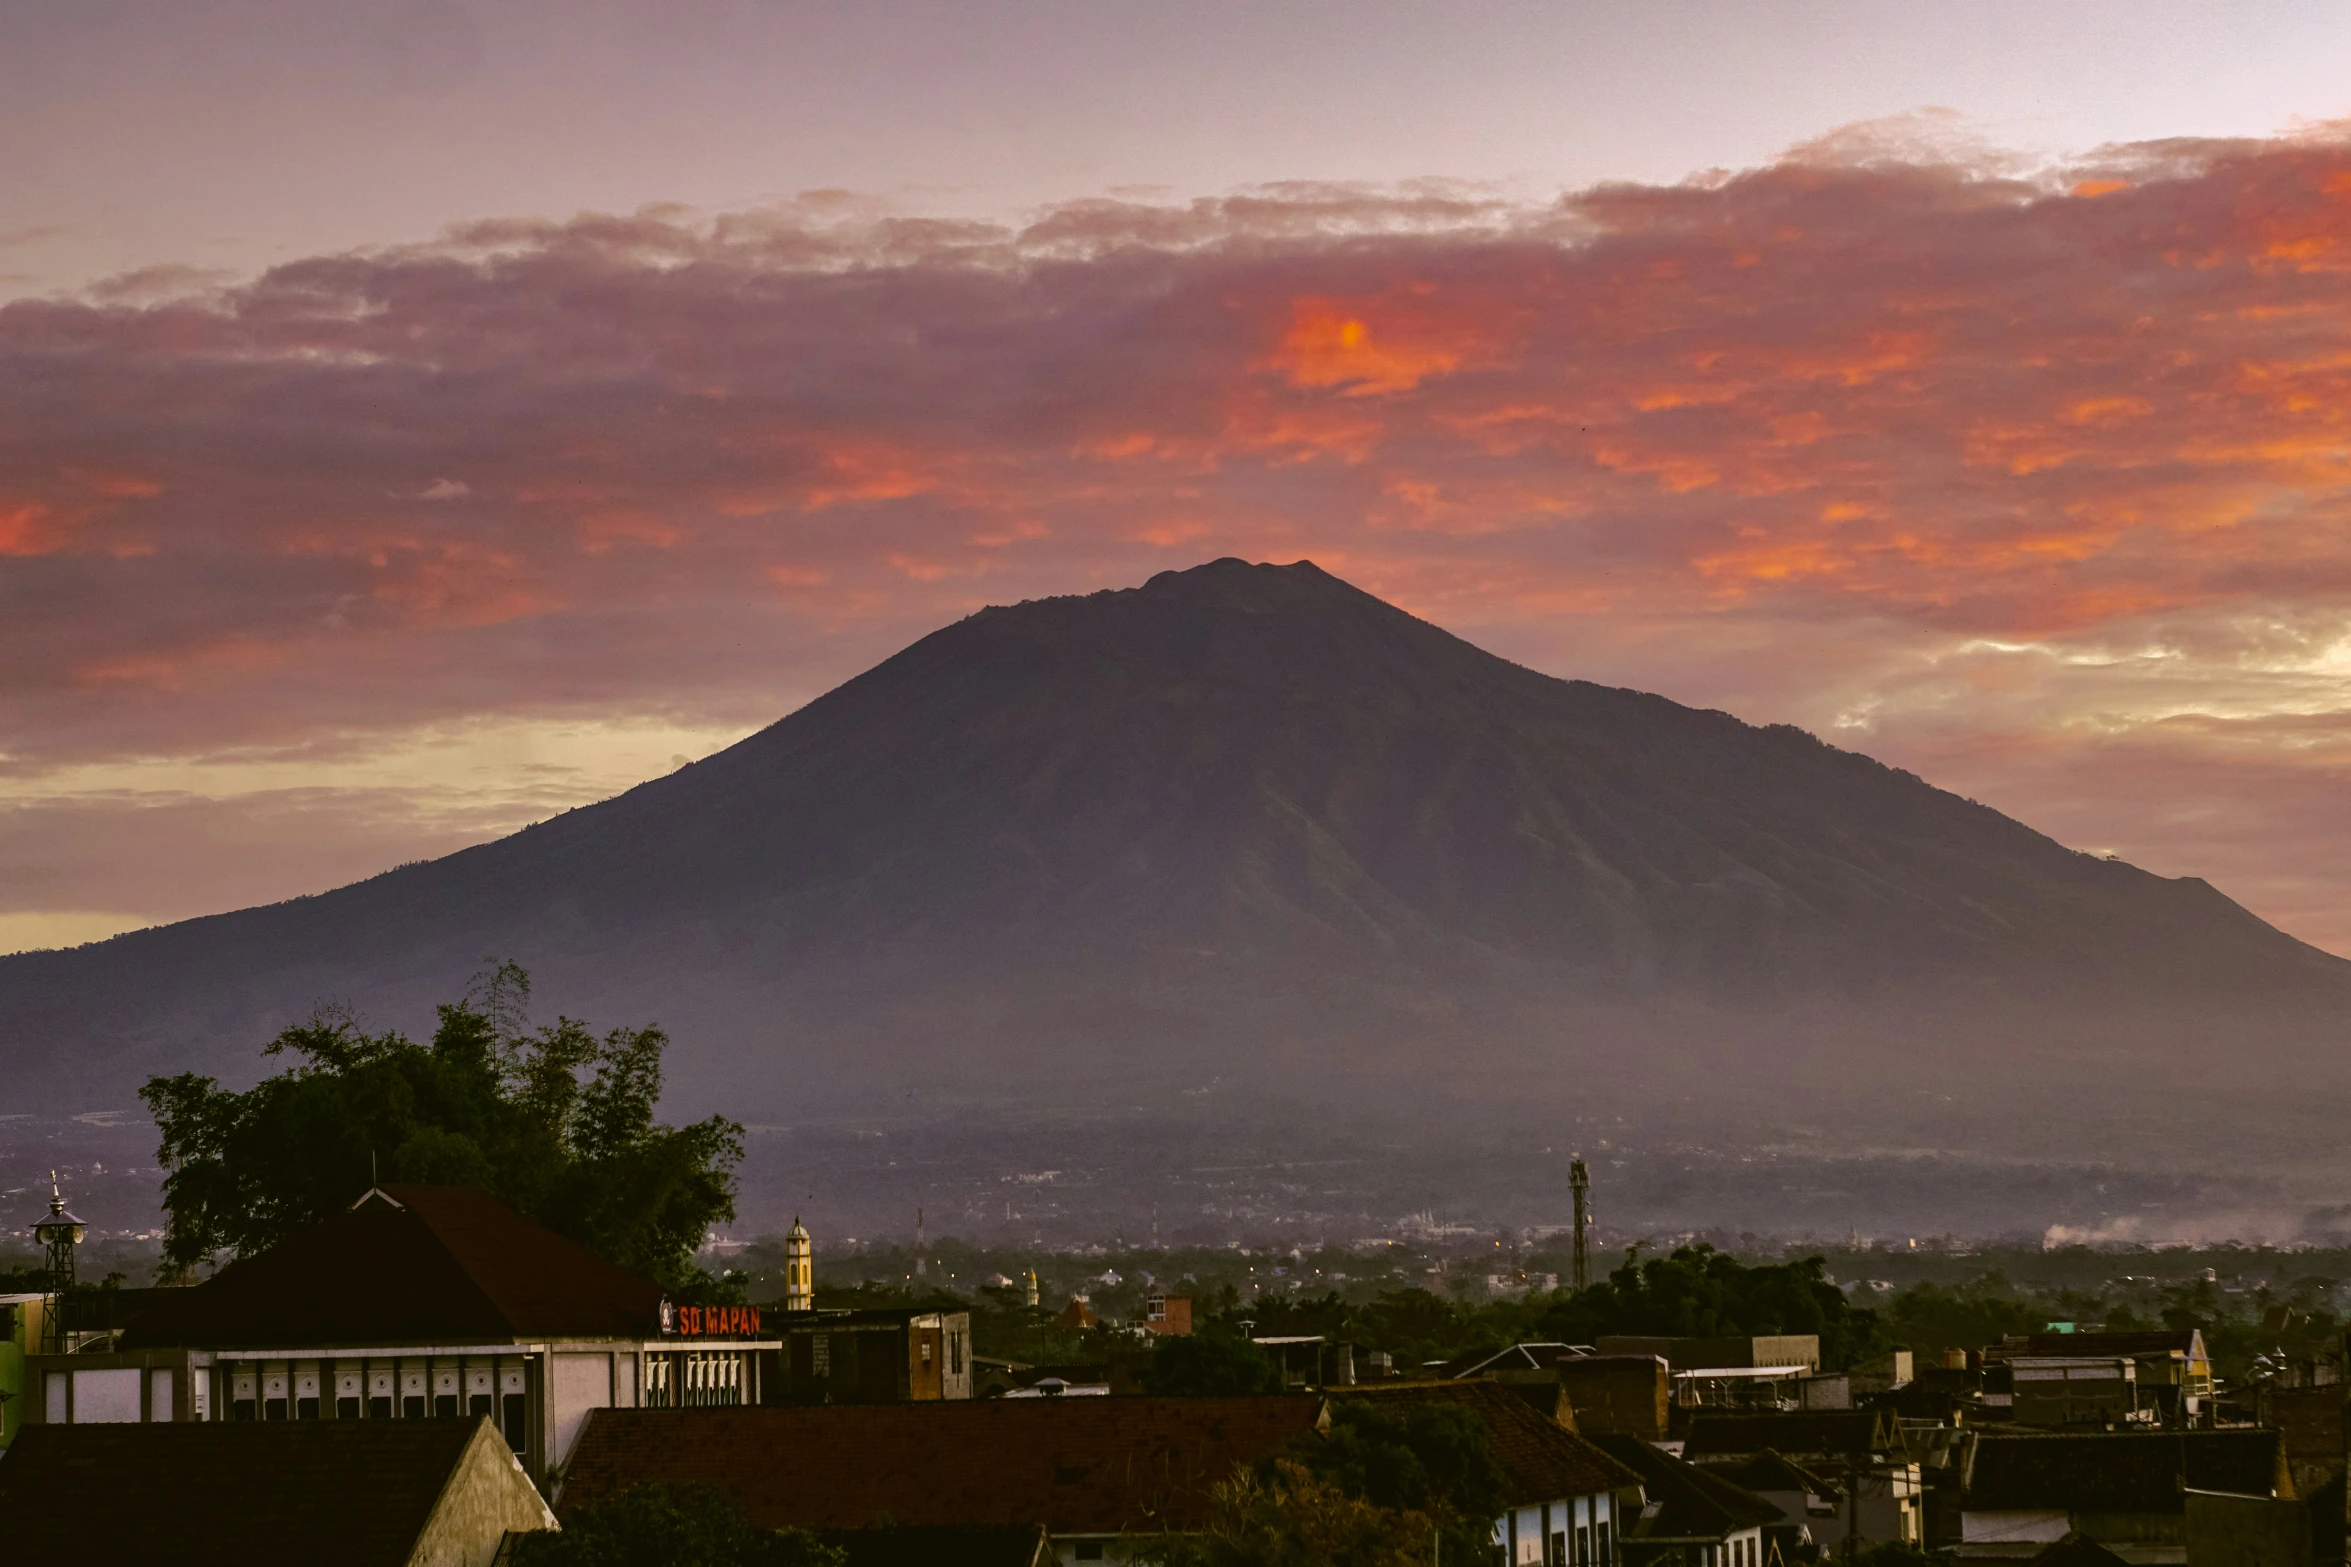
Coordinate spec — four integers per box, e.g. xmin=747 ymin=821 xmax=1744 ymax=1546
xmin=1683 ymin=1410 xmax=1900 ymax=1463
xmin=559 ymin=1398 xmax=1329 ymax=1535
xmin=821 ymin=1524 xmax=1051 ymax=1567
xmin=1966 ymin=1431 xmax=2287 ymax=1514
xmin=1699 ymin=1449 xmax=1840 ymax=1501
xmin=121 ymin=1185 xmax=665 ymax=1349
xmin=1589 ymin=1434 xmax=1784 ymax=1541
xmin=1327 ymin=1381 xmax=1643 ymax=1504
xmin=2029 ymin=1533 xmax=2133 ymax=1567
xmin=2017 ymin=1331 xmax=2202 ymax=1360
xmin=0 ymin=1418 xmax=506 ymax=1566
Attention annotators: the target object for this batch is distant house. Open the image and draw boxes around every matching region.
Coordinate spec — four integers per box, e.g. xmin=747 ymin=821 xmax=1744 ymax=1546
xmin=1329 ymin=1381 xmax=1645 ymax=1567
xmin=555 ymin=1395 xmax=1330 ymax=1566
xmin=769 ymin=1306 xmax=974 ymax=1403
xmin=1052 ymin=1298 xmax=1100 ymax=1333
xmin=1684 ymin=1410 xmax=1922 ymax=1548
xmin=1957 ymin=1429 xmax=2291 ymax=1560
xmin=1588 ymin=1431 xmax=1785 ymax=1567
xmin=36 ymin=1184 xmax=774 ymax=1482
xmin=0 ymin=1417 xmax=554 ymax=1566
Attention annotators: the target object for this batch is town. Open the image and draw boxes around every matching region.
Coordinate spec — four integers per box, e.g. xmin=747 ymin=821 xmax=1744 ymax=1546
xmin=2 ymin=1160 xmax=2340 ymax=1566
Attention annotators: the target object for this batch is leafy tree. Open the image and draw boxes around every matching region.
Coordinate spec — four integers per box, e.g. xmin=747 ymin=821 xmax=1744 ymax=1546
xmin=1152 ymin=1460 xmax=1448 ymax=1567
xmin=1286 ymin=1401 xmax=1504 ymax=1563
xmin=1536 ymin=1245 xmax=1883 ymax=1370
xmin=509 ymin=1483 xmax=843 ymax=1567
xmin=141 ymin=962 xmax=742 ymax=1290
xmin=1144 ymin=1333 xmax=1284 ymax=1396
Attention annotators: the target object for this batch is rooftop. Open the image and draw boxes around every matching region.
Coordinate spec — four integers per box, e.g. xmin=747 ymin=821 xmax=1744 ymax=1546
xmin=0 ymin=1417 xmax=534 ymax=1566
xmin=558 ymin=1397 xmax=1331 ymax=1535
xmin=1326 ymin=1380 xmax=1643 ymax=1504
xmin=1965 ymin=1430 xmax=2288 ymax=1514
xmin=120 ymin=1184 xmax=665 ymax=1349
xmin=1589 ymin=1433 xmax=1784 ymax=1542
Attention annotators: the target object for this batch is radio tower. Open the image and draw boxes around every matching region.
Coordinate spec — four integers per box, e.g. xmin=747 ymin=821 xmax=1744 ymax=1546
xmin=914 ymin=1206 xmax=927 ymax=1280
xmin=1569 ymin=1158 xmax=1591 ymax=1292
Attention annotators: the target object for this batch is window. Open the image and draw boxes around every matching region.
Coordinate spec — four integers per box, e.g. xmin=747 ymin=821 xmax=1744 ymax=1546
xmin=502 ymin=1392 xmax=528 ymax=1450
xmin=263 ymin=1398 xmax=289 ymax=1421
xmin=338 ymin=1396 xmax=361 ymax=1418
xmin=434 ymin=1394 xmax=459 ymax=1418
xmin=402 ymin=1395 xmax=426 ymax=1419
xmin=368 ymin=1396 xmax=392 ymax=1419
xmin=921 ymin=1341 xmax=934 ymax=1367
xmin=295 ymin=1396 xmax=320 ymax=1420
xmin=470 ymin=1393 xmax=493 ymax=1419
xmin=1073 ymin=1545 xmax=1104 ymax=1562
xmin=811 ymin=1334 xmax=831 ymax=1376
xmin=1595 ymin=1524 xmax=1611 ymax=1567
xmin=950 ymin=1333 xmax=964 ymax=1376
xmin=1575 ymin=1526 xmax=1589 ymax=1565
xmin=1549 ymin=1532 xmax=1566 ymax=1566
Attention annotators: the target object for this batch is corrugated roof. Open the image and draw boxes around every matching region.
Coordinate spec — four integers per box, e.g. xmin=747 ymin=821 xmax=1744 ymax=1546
xmin=1590 ymin=1433 xmax=1784 ymax=1541
xmin=2028 ymin=1531 xmax=2134 ymax=1566
xmin=1326 ymin=1381 xmax=1643 ymax=1504
xmin=558 ymin=1398 xmax=1330 ymax=1536
xmin=120 ymin=1184 xmax=664 ymax=1348
xmin=1965 ymin=1431 xmax=2286 ymax=1514
xmin=0 ymin=1418 xmax=513 ymax=1566
xmin=1699 ymin=1449 xmax=1840 ymax=1501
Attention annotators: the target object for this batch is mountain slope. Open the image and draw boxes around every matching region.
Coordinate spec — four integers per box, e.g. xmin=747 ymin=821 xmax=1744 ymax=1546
xmin=3 ymin=558 xmax=2343 ymax=1116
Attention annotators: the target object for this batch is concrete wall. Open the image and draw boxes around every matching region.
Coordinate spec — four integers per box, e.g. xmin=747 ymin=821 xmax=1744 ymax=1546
xmin=2184 ymin=1490 xmax=2310 ymax=1567
xmin=1557 ymin=1356 xmax=1668 ymax=1441
xmin=407 ymin=1419 xmax=560 ymax=1567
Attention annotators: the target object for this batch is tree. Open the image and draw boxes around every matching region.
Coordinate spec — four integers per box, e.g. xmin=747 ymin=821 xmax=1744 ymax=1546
xmin=141 ymin=962 xmax=743 ymax=1290
xmin=1143 ymin=1333 xmax=1284 ymax=1396
xmin=1536 ymin=1245 xmax=1883 ymax=1370
xmin=1288 ymin=1400 xmax=1504 ymax=1564
xmin=508 ymin=1484 xmax=843 ymax=1567
xmin=1152 ymin=1461 xmax=1447 ymax=1567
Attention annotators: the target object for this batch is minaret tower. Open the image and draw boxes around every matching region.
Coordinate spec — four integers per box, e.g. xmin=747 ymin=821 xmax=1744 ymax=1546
xmin=1569 ymin=1158 xmax=1591 ymax=1293
xmin=784 ymin=1217 xmax=814 ymax=1312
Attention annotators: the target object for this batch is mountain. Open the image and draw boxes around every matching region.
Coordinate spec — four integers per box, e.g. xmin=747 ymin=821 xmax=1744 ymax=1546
xmin=4 ymin=558 xmax=2345 ymax=1136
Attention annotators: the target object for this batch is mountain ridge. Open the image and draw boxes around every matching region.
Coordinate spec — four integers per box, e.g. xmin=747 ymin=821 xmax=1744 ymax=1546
xmin=3 ymin=557 xmax=2342 ymax=1122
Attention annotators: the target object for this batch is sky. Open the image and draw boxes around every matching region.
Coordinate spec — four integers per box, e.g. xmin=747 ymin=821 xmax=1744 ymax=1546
xmin=5 ymin=2 xmax=2351 ymax=958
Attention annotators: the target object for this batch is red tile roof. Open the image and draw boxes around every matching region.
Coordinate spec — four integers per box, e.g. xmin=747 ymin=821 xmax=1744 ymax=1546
xmin=558 ymin=1397 xmax=1331 ymax=1535
xmin=121 ymin=1185 xmax=664 ymax=1348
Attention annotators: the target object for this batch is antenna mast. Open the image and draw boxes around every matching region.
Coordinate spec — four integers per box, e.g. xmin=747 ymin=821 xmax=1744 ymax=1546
xmin=1569 ymin=1158 xmax=1591 ymax=1292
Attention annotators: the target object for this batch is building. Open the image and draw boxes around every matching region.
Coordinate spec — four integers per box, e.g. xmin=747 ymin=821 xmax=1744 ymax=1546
xmin=30 ymin=1183 xmax=776 ymax=1483
xmin=1986 ymin=1332 xmax=2213 ymax=1426
xmin=1956 ymin=1429 xmax=2292 ymax=1561
xmin=0 ymin=1416 xmax=554 ymax=1566
xmin=1701 ymin=1450 xmax=1845 ymax=1562
xmin=1594 ymin=1336 xmax=1821 ymax=1375
xmin=555 ymin=1395 xmax=1331 ymax=1565
xmin=783 ymin=1218 xmax=815 ymax=1312
xmin=1329 ymin=1380 xmax=1645 ymax=1567
xmin=0 ymin=1291 xmax=52 ymax=1447
xmin=2001 ymin=1354 xmax=2152 ymax=1430
xmin=1684 ymin=1410 xmax=1923 ymax=1547
xmin=1588 ymin=1431 xmax=1785 ymax=1567
xmin=1142 ymin=1294 xmax=1192 ymax=1336
xmin=769 ymin=1306 xmax=974 ymax=1403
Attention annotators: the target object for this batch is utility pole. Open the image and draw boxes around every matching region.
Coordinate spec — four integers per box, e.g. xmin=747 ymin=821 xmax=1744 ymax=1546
xmin=914 ymin=1206 xmax=926 ymax=1280
xmin=1569 ymin=1158 xmax=1591 ymax=1292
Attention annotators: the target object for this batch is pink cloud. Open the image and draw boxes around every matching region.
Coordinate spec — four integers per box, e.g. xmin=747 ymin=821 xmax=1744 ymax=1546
xmin=7 ymin=133 xmax=2351 ymax=947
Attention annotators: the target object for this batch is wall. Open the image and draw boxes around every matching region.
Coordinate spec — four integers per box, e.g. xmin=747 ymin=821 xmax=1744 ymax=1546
xmin=1557 ymin=1357 xmax=1667 ymax=1441
xmin=2183 ymin=1492 xmax=2310 ymax=1567
xmin=406 ymin=1419 xmax=560 ymax=1567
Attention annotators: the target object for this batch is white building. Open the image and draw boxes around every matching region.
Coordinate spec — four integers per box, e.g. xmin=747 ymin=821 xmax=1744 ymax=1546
xmin=27 ymin=1183 xmax=777 ymax=1484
